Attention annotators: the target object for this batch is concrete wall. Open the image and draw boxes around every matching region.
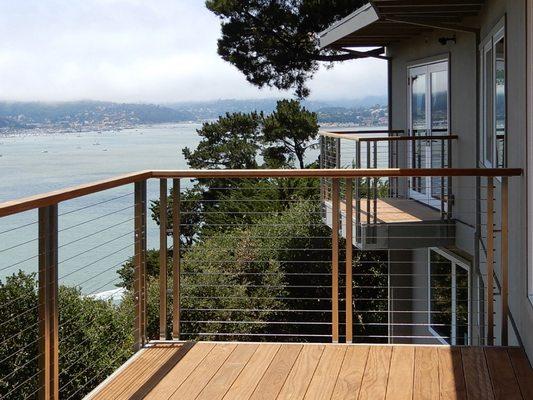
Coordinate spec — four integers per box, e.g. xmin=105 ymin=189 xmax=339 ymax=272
xmin=387 ymin=0 xmax=533 ymax=359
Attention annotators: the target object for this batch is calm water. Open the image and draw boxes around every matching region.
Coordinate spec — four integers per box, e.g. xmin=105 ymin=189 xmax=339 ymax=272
xmin=0 ymin=124 xmax=203 ymax=295
xmin=0 ymin=123 xmax=327 ymax=296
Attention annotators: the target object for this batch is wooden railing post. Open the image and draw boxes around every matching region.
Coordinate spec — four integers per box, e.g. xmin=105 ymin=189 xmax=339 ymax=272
xmin=159 ymin=179 xmax=168 ymax=340
xmin=172 ymin=179 xmax=181 ymax=340
xmin=331 ymin=178 xmax=340 ymax=343
xmin=501 ymin=177 xmax=509 ymax=346
xmin=345 ymin=178 xmax=353 ymax=343
xmin=486 ymin=177 xmax=494 ymax=345
xmin=38 ymin=205 xmax=59 ymax=400
xmin=134 ymin=180 xmax=147 ymax=350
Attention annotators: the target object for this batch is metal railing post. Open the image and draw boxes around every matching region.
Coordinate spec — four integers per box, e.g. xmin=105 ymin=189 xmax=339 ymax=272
xmin=134 ymin=180 xmax=147 ymax=350
xmin=501 ymin=177 xmax=509 ymax=346
xmin=172 ymin=179 xmax=181 ymax=340
xmin=345 ymin=179 xmax=353 ymax=343
xmin=486 ymin=177 xmax=494 ymax=345
xmin=331 ymin=178 xmax=340 ymax=343
xmin=159 ymin=179 xmax=168 ymax=340
xmin=38 ymin=205 xmax=59 ymax=400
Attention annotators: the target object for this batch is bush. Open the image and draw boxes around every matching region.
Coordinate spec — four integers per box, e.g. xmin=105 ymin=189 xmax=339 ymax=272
xmin=0 ymin=271 xmax=134 ymax=400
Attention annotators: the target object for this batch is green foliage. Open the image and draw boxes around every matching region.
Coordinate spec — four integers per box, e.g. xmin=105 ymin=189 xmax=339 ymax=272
xmin=0 ymin=272 xmax=39 ymax=399
xmin=0 ymin=271 xmax=133 ymax=400
xmin=206 ymin=0 xmax=365 ymax=97
xmin=182 ymin=112 xmax=263 ymax=170
xmin=58 ymin=286 xmax=134 ymax=399
xmin=116 ymin=249 xmax=167 ymax=290
xmin=263 ymin=100 xmax=319 ymax=169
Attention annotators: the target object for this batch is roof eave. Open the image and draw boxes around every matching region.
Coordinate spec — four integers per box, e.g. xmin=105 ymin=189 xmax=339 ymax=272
xmin=319 ymin=3 xmax=379 ymax=49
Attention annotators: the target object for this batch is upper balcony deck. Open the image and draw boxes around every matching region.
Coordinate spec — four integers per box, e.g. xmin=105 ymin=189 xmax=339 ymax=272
xmin=320 ymin=130 xmax=458 ymax=249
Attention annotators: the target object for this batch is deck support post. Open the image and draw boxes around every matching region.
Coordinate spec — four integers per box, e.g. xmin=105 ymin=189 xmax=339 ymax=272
xmin=345 ymin=179 xmax=353 ymax=343
xmin=159 ymin=179 xmax=168 ymax=340
xmin=38 ymin=205 xmax=59 ymax=400
xmin=486 ymin=177 xmax=494 ymax=346
xmin=332 ymin=178 xmax=340 ymax=343
xmin=172 ymin=179 xmax=181 ymax=340
xmin=501 ymin=177 xmax=509 ymax=346
xmin=134 ymin=180 xmax=147 ymax=350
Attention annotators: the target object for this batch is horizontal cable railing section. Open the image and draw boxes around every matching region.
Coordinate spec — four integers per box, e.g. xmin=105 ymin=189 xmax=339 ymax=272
xmin=0 ymin=168 xmax=522 ymax=399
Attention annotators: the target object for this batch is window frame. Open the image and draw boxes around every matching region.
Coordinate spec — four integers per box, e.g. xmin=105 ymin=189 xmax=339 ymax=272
xmin=480 ymin=18 xmax=507 ymax=169
xmin=427 ymin=248 xmax=471 ymax=345
xmin=526 ymin=0 xmax=533 ymax=307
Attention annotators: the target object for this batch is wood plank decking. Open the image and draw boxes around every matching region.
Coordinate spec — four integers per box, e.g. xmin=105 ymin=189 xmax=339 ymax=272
xmin=348 ymin=198 xmax=443 ymax=224
xmin=86 ymin=342 xmax=533 ymax=400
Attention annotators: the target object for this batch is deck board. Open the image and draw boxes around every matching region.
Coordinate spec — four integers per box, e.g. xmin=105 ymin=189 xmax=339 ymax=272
xmin=386 ymin=346 xmax=414 ymax=400
xmin=303 ymin=345 xmax=346 ymax=400
xmin=485 ymin=347 xmax=522 ymax=400
xmin=331 ymin=346 xmax=369 ymax=400
xmin=277 ymin=344 xmax=324 ymax=400
xmin=335 ymin=198 xmax=443 ymax=224
xmin=438 ymin=347 xmax=466 ymax=400
xmin=86 ymin=343 xmax=533 ymax=400
xmin=358 ymin=346 xmax=392 ymax=400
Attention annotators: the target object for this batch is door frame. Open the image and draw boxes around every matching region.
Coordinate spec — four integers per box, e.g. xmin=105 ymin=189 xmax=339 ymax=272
xmin=427 ymin=247 xmax=472 ymax=345
xmin=407 ymin=58 xmax=450 ymax=209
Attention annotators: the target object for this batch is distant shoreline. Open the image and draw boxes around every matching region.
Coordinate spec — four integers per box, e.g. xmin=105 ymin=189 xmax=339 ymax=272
xmin=0 ymin=121 xmax=202 ymax=138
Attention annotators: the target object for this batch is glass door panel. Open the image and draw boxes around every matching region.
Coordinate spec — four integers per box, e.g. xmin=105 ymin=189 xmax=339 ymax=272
xmin=410 ymin=70 xmax=427 ymax=195
xmin=495 ymin=37 xmax=506 ymax=168
xmin=409 ymin=61 xmax=449 ymax=208
xmin=428 ymin=248 xmax=471 ymax=345
xmin=430 ymin=68 xmax=449 ymax=200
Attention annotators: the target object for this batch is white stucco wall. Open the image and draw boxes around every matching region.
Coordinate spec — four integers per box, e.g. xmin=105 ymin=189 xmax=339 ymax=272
xmin=386 ymin=0 xmax=532 ymax=359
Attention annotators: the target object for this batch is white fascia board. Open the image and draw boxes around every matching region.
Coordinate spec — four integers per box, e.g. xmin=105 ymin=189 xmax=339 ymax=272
xmin=319 ymin=3 xmax=379 ymax=49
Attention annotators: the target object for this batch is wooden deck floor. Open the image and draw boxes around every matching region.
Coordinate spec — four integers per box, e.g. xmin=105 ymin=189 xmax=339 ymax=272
xmin=351 ymin=198 xmax=443 ymax=224
xmin=86 ymin=342 xmax=533 ymax=400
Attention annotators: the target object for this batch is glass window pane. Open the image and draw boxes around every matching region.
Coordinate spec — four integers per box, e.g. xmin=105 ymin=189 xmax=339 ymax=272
xmin=484 ymin=48 xmax=494 ymax=165
xmin=456 ymin=266 xmax=469 ymax=345
xmin=495 ymin=37 xmax=506 ymax=167
xmin=411 ymin=74 xmax=427 ymax=135
xmin=430 ymin=251 xmax=453 ymax=343
xmin=411 ymin=73 xmax=427 ymax=193
xmin=431 ymin=70 xmax=448 ymax=134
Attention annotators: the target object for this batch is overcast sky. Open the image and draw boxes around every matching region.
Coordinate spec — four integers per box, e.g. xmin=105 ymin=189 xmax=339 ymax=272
xmin=0 ymin=0 xmax=387 ymax=103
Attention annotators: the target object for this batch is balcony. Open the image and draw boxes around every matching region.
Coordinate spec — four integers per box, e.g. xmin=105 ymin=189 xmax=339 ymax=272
xmin=0 ymin=168 xmax=529 ymax=400
xmin=320 ymin=130 xmax=457 ymax=249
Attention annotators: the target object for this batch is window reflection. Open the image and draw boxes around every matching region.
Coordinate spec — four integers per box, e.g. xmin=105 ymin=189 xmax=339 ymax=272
xmin=495 ymin=37 xmax=506 ymax=168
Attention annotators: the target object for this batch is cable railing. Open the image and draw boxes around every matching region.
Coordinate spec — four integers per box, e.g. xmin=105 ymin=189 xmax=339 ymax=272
xmin=0 ymin=167 xmax=521 ymax=399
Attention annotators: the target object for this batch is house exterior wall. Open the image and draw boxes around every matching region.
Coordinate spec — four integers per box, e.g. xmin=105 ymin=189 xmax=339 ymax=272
xmin=387 ymin=0 xmax=533 ymax=359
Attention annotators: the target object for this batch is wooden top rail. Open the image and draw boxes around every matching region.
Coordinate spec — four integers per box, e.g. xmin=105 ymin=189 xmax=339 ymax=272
xmin=321 ymin=129 xmax=405 ymax=135
xmin=320 ymin=130 xmax=458 ymax=142
xmin=0 ymin=168 xmax=522 ymax=218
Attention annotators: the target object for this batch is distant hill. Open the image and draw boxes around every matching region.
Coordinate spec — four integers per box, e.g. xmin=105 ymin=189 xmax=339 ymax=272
xmin=0 ymin=96 xmax=388 ymax=132
xmin=166 ymin=96 xmax=388 ymax=121
xmin=0 ymin=101 xmax=195 ymax=129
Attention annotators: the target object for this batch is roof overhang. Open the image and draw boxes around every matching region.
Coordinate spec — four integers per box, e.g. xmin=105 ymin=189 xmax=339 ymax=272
xmin=320 ymin=0 xmax=483 ymax=49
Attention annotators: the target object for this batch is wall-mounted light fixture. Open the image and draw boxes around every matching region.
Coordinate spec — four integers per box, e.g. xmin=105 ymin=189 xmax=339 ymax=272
xmin=438 ymin=36 xmax=457 ymax=45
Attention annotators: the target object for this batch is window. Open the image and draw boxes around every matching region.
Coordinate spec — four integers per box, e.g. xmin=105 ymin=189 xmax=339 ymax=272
xmin=527 ymin=0 xmax=533 ymax=305
xmin=481 ymin=22 xmax=506 ymax=168
xmin=428 ymin=248 xmax=470 ymax=345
